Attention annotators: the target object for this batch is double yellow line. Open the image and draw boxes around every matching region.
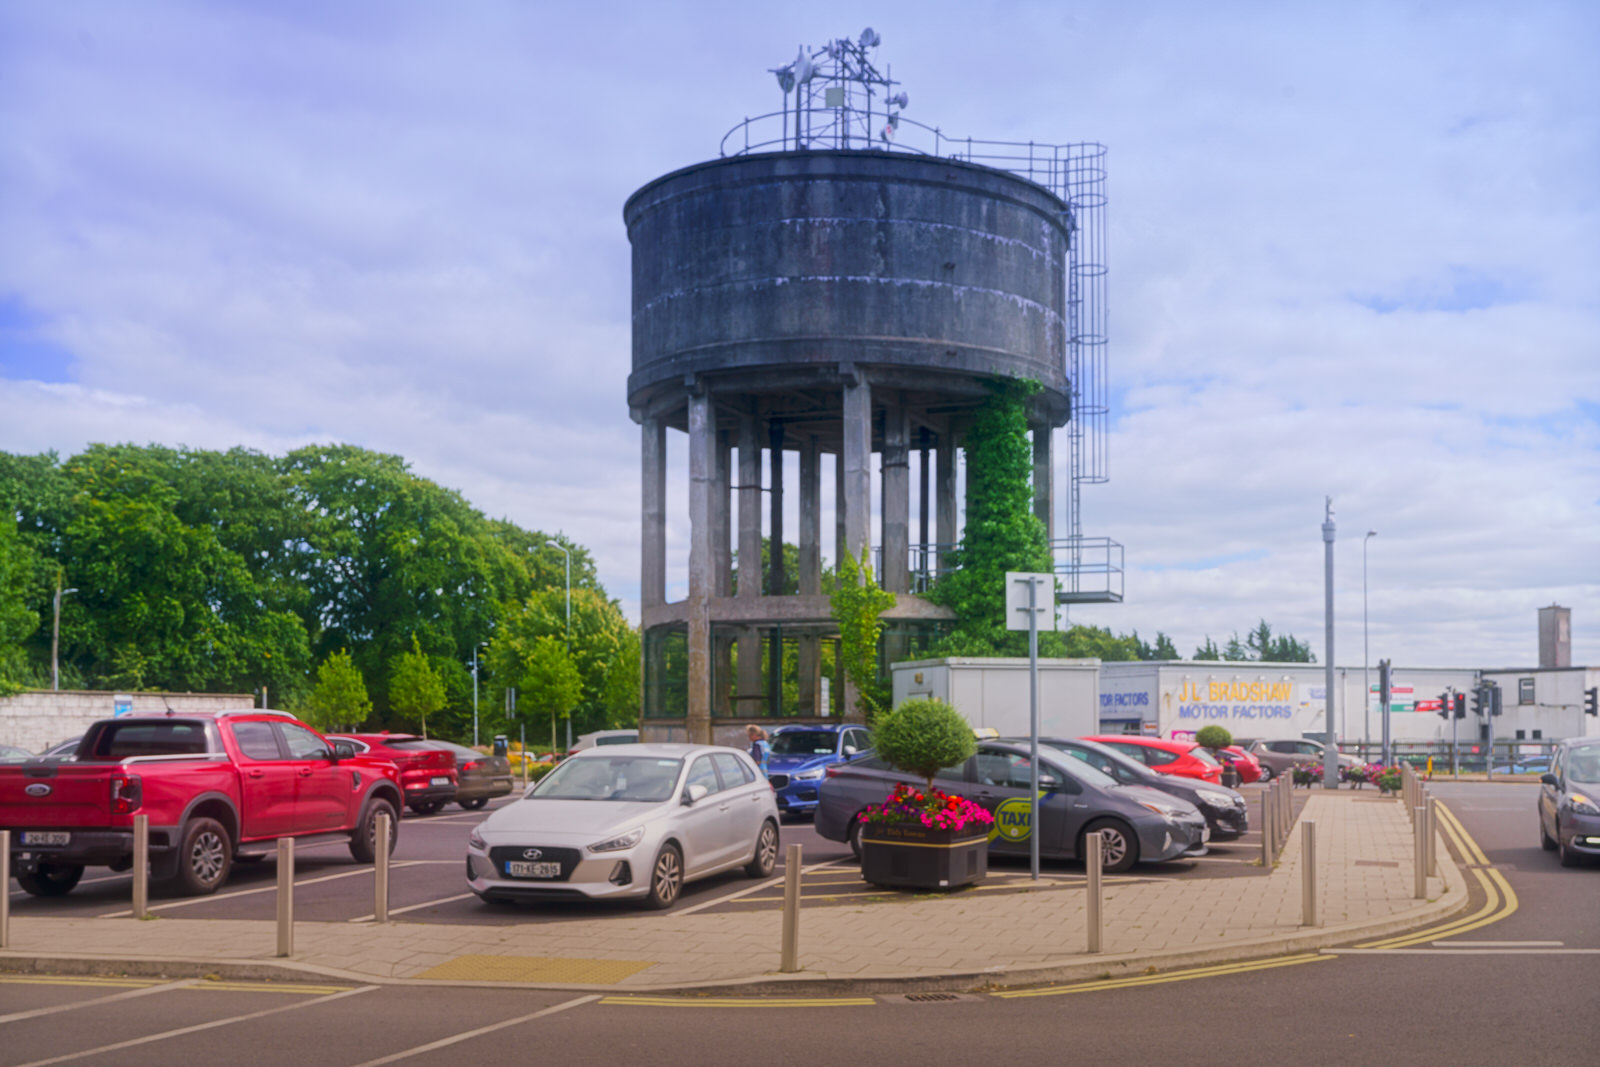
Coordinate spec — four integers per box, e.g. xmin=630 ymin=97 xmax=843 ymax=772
xmin=991 ymin=953 xmax=1332 ymax=999
xmin=599 ymin=995 xmax=876 ymax=1008
xmin=1356 ymin=801 xmax=1518 ymax=949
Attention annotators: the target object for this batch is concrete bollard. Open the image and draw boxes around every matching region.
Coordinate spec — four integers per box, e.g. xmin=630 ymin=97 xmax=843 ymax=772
xmin=374 ymin=811 xmax=391 ymax=924
xmin=1 ymin=830 xmax=9 ymax=949
xmin=1086 ymin=831 xmax=1103 ymax=953
xmin=276 ymin=837 xmax=294 ymax=957
xmin=1301 ymin=821 xmax=1320 ymax=927
xmin=779 ymin=843 xmax=802 ymax=973
xmin=1425 ymin=796 xmax=1438 ymax=878
xmin=132 ymin=814 xmax=149 ymax=920
xmin=1261 ymin=794 xmax=1275 ymax=868
xmin=1413 ymin=806 xmax=1427 ymax=900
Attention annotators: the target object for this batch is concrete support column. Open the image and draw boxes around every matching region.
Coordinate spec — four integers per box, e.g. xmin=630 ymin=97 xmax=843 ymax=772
xmin=841 ymin=372 xmax=873 ymax=724
xmin=1032 ymin=421 xmax=1055 ymax=542
xmin=737 ymin=410 xmax=763 ymax=715
xmin=713 ymin=429 xmax=733 ymax=716
xmin=881 ymin=401 xmax=910 ymax=594
xmin=834 ymin=451 xmax=846 ymax=577
xmin=686 ymin=391 xmax=715 ymax=743
xmin=641 ymin=417 xmax=666 ymax=608
xmin=767 ymin=420 xmax=785 ymax=717
xmin=917 ymin=429 xmax=931 ymax=589
xmin=936 ymin=433 xmax=957 ymax=574
xmin=797 ymin=436 xmax=822 ymax=715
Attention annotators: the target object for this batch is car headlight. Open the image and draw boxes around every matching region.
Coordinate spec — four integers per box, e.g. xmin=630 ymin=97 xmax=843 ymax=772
xmin=1195 ymin=789 xmax=1235 ymax=809
xmin=589 ymin=827 xmax=645 ymax=853
xmin=1568 ymin=794 xmax=1600 ymax=816
xmin=793 ymin=768 xmax=826 ymax=781
xmin=1138 ymin=799 xmax=1184 ymax=818
xmin=467 ymin=825 xmax=487 ymax=851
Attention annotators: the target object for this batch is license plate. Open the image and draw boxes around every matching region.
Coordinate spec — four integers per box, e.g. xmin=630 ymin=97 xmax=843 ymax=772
xmin=506 ymin=861 xmax=562 ymax=879
xmin=22 ymin=831 xmax=70 ymax=846
xmin=430 ymin=776 xmax=451 ymax=787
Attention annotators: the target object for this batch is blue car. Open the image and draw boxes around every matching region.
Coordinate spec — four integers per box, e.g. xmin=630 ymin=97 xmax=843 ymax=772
xmin=765 ymin=723 xmax=873 ymax=819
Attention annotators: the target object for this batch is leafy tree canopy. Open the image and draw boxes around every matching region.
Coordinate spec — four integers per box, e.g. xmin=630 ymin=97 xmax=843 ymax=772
xmin=304 ymin=648 xmax=372 ymax=732
xmin=389 ymin=634 xmax=448 ymax=738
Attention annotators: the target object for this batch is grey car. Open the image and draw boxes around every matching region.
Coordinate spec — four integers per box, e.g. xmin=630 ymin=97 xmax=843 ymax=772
xmin=1538 ymin=738 xmax=1600 ymax=868
xmin=814 ymin=741 xmax=1208 ymax=874
xmin=1030 ymin=737 xmax=1249 ymax=841
xmin=466 ymin=743 xmax=780 ymax=908
xmin=1242 ymin=738 xmax=1361 ymax=781
xmin=426 ymin=740 xmax=515 ymax=810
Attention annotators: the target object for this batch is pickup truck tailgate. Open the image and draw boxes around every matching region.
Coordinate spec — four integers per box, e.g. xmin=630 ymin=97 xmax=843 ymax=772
xmin=0 ymin=765 xmax=116 ymax=828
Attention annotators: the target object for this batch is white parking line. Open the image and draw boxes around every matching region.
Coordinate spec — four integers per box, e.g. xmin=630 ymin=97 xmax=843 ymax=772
xmin=95 ymin=862 xmax=428 ymax=918
xmin=0 ymin=979 xmax=197 ymax=1025
xmin=349 ymin=994 xmax=600 ymax=1066
xmin=673 ymin=858 xmax=847 ymax=917
xmin=9 ymin=985 xmax=376 ymax=1067
xmin=348 ymin=892 xmax=476 ymax=923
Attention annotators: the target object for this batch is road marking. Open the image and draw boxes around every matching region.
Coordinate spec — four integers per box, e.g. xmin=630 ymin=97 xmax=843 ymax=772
xmin=1434 ymin=940 xmax=1563 ymax=948
xmin=349 ymin=892 xmax=476 ymax=922
xmin=0 ymin=979 xmax=196 ymax=1024
xmin=8 ymin=985 xmax=376 ymax=1067
xmin=180 ymin=982 xmax=356 ymax=995
xmin=600 ymin=995 xmax=876 ymax=1008
xmin=672 ymin=858 xmax=848 ymax=916
xmin=1327 ymin=948 xmax=1600 ymax=956
xmin=0 ymin=976 xmax=159 ymax=989
xmin=349 ymin=994 xmax=600 ymax=1065
xmin=95 ymin=862 xmax=428 ymax=917
xmin=991 ymin=953 xmax=1332 ymax=998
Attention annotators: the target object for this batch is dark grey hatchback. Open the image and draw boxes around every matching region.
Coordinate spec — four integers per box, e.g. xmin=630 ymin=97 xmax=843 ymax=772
xmin=1538 ymin=738 xmax=1600 ymax=868
xmin=1027 ymin=737 xmax=1249 ymax=841
xmin=815 ymin=741 xmax=1208 ymax=873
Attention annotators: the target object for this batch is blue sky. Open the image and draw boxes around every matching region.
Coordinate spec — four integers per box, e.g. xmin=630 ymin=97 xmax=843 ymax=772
xmin=1 ymin=0 xmax=1596 ymax=668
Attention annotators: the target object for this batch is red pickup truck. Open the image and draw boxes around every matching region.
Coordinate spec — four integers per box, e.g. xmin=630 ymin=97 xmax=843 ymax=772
xmin=1 ymin=710 xmax=402 ymax=898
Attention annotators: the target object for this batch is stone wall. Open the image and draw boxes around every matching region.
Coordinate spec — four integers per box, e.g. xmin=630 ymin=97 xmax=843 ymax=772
xmin=0 ymin=690 xmax=255 ymax=754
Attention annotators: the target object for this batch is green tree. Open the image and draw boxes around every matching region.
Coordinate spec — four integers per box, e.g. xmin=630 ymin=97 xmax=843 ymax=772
xmin=521 ymin=635 xmax=583 ymax=753
xmin=0 ymin=518 xmax=40 ymax=695
xmin=873 ymin=698 xmax=976 ymax=791
xmin=1059 ymin=624 xmax=1141 ymax=661
xmin=304 ymin=648 xmax=372 ymax=732
xmin=486 ymin=587 xmax=634 ymax=739
xmin=830 ymin=547 xmax=896 ymax=719
xmin=1193 ymin=636 xmax=1221 ymax=661
xmin=597 ymin=627 xmax=642 ymax=729
xmin=1135 ymin=630 xmax=1180 ymax=660
xmin=389 ymin=634 xmax=448 ymax=738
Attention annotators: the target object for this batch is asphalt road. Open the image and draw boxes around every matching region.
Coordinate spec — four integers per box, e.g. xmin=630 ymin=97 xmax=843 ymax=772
xmin=4 ymin=782 xmax=1592 ymax=1066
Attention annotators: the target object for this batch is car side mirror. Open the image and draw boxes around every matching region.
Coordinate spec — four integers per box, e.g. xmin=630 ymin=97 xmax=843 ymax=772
xmin=331 ymin=741 xmax=356 ymax=761
xmin=1540 ymin=773 xmax=1559 ymax=788
xmin=843 ymin=745 xmax=858 ymax=756
xmin=1038 ymin=773 xmax=1061 ymax=791
xmin=681 ymin=783 xmax=709 ymax=806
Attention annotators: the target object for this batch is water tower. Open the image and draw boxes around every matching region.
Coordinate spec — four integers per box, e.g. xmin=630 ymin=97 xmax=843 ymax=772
xmin=628 ymin=30 xmax=1120 ymax=744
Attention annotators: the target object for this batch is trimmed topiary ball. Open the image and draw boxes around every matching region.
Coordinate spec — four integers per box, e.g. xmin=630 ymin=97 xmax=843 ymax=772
xmin=874 ymin=698 xmax=977 ymax=790
xmin=1195 ymin=724 xmax=1233 ymax=751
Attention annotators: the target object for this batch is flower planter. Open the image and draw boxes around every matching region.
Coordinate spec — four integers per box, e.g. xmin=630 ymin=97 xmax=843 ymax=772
xmin=860 ymin=823 xmax=989 ymax=890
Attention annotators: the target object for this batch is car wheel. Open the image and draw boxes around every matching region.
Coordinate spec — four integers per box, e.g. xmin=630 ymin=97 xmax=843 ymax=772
xmin=1540 ymin=814 xmax=1557 ymax=852
xmin=172 ymin=818 xmax=232 ymax=896
xmin=409 ymin=800 xmax=444 ymax=816
xmin=1257 ymin=765 xmax=1275 ymax=782
xmin=1083 ymin=818 xmax=1140 ymax=874
xmin=1557 ymin=824 xmax=1581 ymax=868
xmin=746 ymin=820 xmax=779 ymax=878
xmin=643 ymin=843 xmax=683 ymax=910
xmin=16 ymin=862 xmax=85 ymax=898
xmin=847 ymin=817 xmax=864 ymax=861
xmin=459 ymin=797 xmax=488 ymax=811
xmin=349 ymin=797 xmax=400 ymax=863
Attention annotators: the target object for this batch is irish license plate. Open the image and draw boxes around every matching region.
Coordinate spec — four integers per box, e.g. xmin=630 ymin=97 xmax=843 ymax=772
xmin=22 ymin=831 xmax=70 ymax=846
xmin=430 ymin=776 xmax=451 ymax=787
xmin=506 ymin=861 xmax=561 ymax=879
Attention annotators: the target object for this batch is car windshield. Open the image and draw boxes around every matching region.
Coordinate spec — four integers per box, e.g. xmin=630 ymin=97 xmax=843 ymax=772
xmin=429 ymin=741 xmax=480 ymax=759
xmin=771 ymin=731 xmax=838 ymax=756
xmin=1568 ymin=750 xmax=1600 ymax=784
xmin=1189 ymin=746 xmax=1221 ymax=767
xmin=1046 ymin=742 xmax=1139 ymax=778
xmin=529 ymin=756 xmax=683 ymax=802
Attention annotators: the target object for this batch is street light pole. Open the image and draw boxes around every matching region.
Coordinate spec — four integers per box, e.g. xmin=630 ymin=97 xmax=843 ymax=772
xmin=546 ymin=540 xmax=572 ymax=751
xmin=471 ymin=643 xmax=487 ymax=747
xmin=1321 ymin=498 xmax=1338 ymax=789
xmin=51 ymin=580 xmax=79 ymax=692
xmin=1363 ymin=530 xmax=1377 ymax=760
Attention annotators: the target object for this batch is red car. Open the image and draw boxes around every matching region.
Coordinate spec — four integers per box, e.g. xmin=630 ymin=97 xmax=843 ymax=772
xmin=1080 ymin=736 xmax=1224 ymax=785
xmin=329 ymin=733 xmax=458 ymax=815
xmin=1220 ymin=745 xmax=1262 ymax=784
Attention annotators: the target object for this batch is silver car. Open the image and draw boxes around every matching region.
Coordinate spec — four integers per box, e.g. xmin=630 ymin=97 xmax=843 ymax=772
xmin=466 ymin=743 xmax=780 ymax=908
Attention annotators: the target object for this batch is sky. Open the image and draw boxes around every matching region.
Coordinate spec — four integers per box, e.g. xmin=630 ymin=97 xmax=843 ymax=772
xmin=1 ymin=0 xmax=1596 ymax=672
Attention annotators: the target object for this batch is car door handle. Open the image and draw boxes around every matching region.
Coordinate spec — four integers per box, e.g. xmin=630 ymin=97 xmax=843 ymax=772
xmin=248 ymin=769 xmax=266 ymax=778
xmin=297 ymin=768 xmax=314 ymax=777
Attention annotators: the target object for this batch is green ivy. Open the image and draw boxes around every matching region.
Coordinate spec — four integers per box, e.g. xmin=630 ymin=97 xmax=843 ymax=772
xmin=830 ymin=547 xmax=895 ymax=719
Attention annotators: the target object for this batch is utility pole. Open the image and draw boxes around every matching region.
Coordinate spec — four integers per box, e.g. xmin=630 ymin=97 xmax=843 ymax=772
xmin=51 ymin=578 xmax=78 ymax=692
xmin=1321 ymin=498 xmax=1338 ymax=788
xmin=546 ymin=540 xmax=572 ymax=751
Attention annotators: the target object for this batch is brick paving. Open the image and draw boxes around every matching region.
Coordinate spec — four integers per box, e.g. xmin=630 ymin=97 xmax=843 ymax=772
xmin=1 ymin=791 xmax=1465 ymax=994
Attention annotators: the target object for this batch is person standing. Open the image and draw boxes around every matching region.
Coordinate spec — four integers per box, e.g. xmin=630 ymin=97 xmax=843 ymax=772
xmin=746 ymin=723 xmax=771 ymax=776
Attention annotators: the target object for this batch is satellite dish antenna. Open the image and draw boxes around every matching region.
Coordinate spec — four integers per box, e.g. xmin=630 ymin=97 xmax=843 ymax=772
xmin=775 ymin=67 xmax=795 ymax=93
xmin=794 ymin=47 xmax=816 ymax=85
xmin=888 ymin=91 xmax=909 ymax=109
xmin=859 ymin=27 xmax=880 ymax=48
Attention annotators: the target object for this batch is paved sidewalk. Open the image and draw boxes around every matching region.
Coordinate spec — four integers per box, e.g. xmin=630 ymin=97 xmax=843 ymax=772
xmin=1 ymin=792 xmax=1466 ymax=994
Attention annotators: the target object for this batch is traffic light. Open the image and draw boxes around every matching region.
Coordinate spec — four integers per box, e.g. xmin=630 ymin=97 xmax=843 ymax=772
xmin=1378 ymin=659 xmax=1392 ymax=708
xmin=1490 ymin=684 xmax=1503 ymax=717
xmin=1454 ymin=693 xmax=1467 ymax=719
xmin=1471 ymin=686 xmax=1484 ymax=717
xmin=1586 ymin=687 xmax=1598 ymax=717
xmin=1436 ymin=691 xmax=1450 ymax=720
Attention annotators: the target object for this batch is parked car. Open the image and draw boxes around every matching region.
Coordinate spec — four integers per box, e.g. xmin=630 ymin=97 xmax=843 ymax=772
xmin=1220 ymin=745 xmax=1263 ymax=784
xmin=1 ymin=710 xmax=401 ymax=897
xmin=0 ymin=744 xmax=31 ymax=762
xmin=327 ymin=733 xmax=458 ymax=815
xmin=1240 ymin=738 xmax=1362 ymax=781
xmin=35 ymin=736 xmax=82 ymax=761
xmin=815 ymin=740 xmax=1208 ymax=874
xmin=1081 ymin=735 xmax=1225 ymax=785
xmin=765 ymin=723 xmax=873 ymax=820
xmin=1031 ymin=737 xmax=1249 ymax=841
xmin=425 ymin=740 xmax=515 ymax=810
xmin=1538 ymin=738 xmax=1600 ymax=868
xmin=466 ymin=743 xmax=779 ymax=908
xmin=1494 ymin=756 xmax=1552 ymax=776
xmin=568 ymin=730 xmax=639 ymax=755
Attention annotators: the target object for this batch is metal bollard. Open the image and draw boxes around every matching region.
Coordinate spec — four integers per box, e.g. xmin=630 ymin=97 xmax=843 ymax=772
xmin=1261 ymin=794 xmax=1275 ymax=868
xmin=1 ymin=830 xmax=10 ymax=949
xmin=374 ymin=811 xmax=391 ymax=923
xmin=132 ymin=814 xmax=149 ymax=920
xmin=779 ymin=843 xmax=802 ymax=973
xmin=1301 ymin=821 xmax=1319 ymax=927
xmin=1425 ymin=796 xmax=1438 ymax=877
xmin=276 ymin=837 xmax=294 ymax=957
xmin=1086 ymin=831 xmax=1103 ymax=953
xmin=1413 ymin=806 xmax=1427 ymax=900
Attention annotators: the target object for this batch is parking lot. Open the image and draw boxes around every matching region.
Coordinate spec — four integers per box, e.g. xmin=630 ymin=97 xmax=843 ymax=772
xmin=6 ymin=783 xmax=1303 ymax=925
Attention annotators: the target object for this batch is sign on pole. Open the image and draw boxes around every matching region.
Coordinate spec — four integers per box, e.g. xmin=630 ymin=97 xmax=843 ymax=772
xmin=1006 ymin=572 xmax=1054 ymax=882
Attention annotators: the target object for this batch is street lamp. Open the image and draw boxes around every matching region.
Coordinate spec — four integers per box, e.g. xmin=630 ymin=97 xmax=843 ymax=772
xmin=52 ymin=583 xmax=78 ymax=691
xmin=1363 ymin=530 xmax=1377 ymax=758
xmin=471 ymin=642 xmax=488 ymax=747
xmin=546 ymin=540 xmax=572 ymax=750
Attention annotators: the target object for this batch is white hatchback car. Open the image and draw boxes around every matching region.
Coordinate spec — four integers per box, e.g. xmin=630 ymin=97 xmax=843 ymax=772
xmin=466 ymin=743 xmax=780 ymax=908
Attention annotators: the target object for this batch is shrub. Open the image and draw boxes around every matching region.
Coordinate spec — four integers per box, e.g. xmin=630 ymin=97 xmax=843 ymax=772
xmin=1195 ymin=725 xmax=1233 ymax=752
xmin=874 ymin=698 xmax=977 ymax=790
